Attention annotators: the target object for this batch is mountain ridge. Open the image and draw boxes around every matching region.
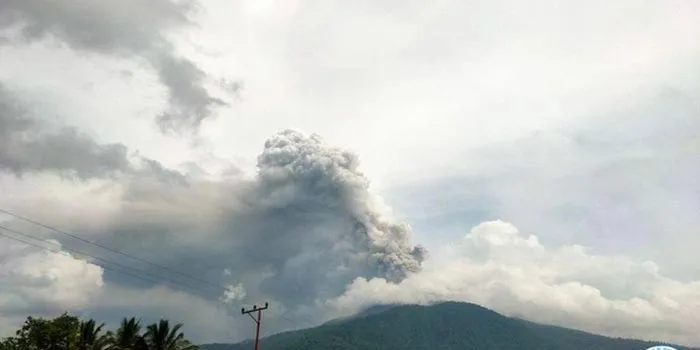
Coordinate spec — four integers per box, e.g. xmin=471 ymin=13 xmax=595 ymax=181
xmin=201 ymin=302 xmax=696 ymax=350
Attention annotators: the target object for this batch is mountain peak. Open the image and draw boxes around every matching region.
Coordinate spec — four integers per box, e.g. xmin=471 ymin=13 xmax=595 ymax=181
xmin=201 ymin=302 xmax=697 ymax=350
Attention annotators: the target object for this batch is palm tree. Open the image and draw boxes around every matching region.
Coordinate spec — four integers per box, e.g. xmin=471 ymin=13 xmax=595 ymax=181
xmin=109 ymin=317 xmax=142 ymax=349
xmin=78 ymin=319 xmax=107 ymax=350
xmin=144 ymin=319 xmax=197 ymax=350
xmin=93 ymin=335 xmax=112 ymax=350
xmin=133 ymin=336 xmax=149 ymax=350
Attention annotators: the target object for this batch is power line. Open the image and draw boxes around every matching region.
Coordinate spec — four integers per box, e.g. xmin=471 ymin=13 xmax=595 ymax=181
xmin=0 ymin=224 xmax=256 ymax=327
xmin=0 ymin=228 xmax=261 ymax=347
xmin=0 ymin=225 xmax=222 ymax=298
xmin=0 ymin=227 xmax=309 ymax=327
xmin=0 ymin=210 xmax=308 ymax=326
xmin=0 ymin=208 xmax=231 ymax=293
xmin=0 ymin=230 xmax=167 ymax=288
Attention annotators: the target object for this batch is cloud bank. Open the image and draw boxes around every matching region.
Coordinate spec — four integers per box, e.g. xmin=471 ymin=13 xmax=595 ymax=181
xmin=1 ymin=116 xmax=699 ymax=345
xmin=0 ymin=239 xmax=103 ymax=315
xmin=0 ymin=94 xmax=428 ymax=339
xmin=0 ymin=0 xmax=234 ymax=133
xmin=329 ymin=220 xmax=700 ymax=346
xmin=0 ymin=84 xmax=132 ymax=178
xmin=2 ymin=113 xmax=698 ymax=345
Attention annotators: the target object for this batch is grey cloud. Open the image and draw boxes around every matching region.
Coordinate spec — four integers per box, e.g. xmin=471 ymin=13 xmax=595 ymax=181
xmin=0 ymin=0 xmax=190 ymax=52
xmin=219 ymin=79 xmax=243 ymax=94
xmin=0 ymin=0 xmax=233 ymax=132
xmin=1 ymin=127 xmax=131 ymax=179
xmin=0 ymin=85 xmax=131 ymax=179
xmin=47 ymin=129 xmax=426 ymax=335
xmin=0 ymin=84 xmax=187 ymax=180
xmin=154 ymin=55 xmax=228 ymax=133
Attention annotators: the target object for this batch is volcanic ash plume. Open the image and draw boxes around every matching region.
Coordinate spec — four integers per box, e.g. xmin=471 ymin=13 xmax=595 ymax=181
xmin=256 ymin=130 xmax=427 ymax=282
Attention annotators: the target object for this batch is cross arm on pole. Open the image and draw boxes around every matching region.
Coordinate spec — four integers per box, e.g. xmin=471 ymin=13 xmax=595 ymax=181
xmin=241 ymin=302 xmax=269 ymax=316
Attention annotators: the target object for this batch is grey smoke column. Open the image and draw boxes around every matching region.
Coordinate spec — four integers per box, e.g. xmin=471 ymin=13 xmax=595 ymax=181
xmin=256 ymin=130 xmax=427 ymax=282
xmin=87 ymin=128 xmax=428 ymax=310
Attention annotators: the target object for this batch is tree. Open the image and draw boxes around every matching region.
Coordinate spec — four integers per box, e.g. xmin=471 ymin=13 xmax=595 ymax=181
xmin=0 ymin=337 xmax=19 ymax=350
xmin=78 ymin=319 xmax=108 ymax=350
xmin=1 ymin=314 xmax=197 ymax=350
xmin=109 ymin=317 xmax=143 ymax=350
xmin=134 ymin=336 xmax=149 ymax=350
xmin=144 ymin=319 xmax=197 ymax=350
xmin=1 ymin=313 xmax=80 ymax=350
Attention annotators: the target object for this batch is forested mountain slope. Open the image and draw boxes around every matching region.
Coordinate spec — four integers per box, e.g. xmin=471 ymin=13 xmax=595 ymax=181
xmin=202 ymin=302 xmax=695 ymax=350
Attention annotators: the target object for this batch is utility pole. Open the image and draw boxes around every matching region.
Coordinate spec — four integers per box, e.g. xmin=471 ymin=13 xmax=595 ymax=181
xmin=241 ymin=302 xmax=269 ymax=350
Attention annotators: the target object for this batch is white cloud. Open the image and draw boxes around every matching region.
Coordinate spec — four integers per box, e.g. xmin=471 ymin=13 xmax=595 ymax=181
xmin=328 ymin=220 xmax=700 ymax=346
xmin=188 ymin=0 xmax=700 ymax=188
xmin=221 ymin=283 xmax=247 ymax=304
xmin=0 ymin=239 xmax=104 ymax=334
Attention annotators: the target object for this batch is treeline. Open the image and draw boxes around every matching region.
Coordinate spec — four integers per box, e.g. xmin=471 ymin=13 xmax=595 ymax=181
xmin=0 ymin=313 xmax=197 ymax=350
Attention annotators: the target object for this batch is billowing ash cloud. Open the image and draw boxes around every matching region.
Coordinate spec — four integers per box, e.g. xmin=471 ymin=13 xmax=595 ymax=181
xmin=0 ymin=0 xmax=235 ymax=132
xmin=0 ymin=124 xmax=427 ymax=330
xmin=1 ymin=81 xmax=421 ymax=337
xmin=92 ymin=130 xmax=427 ymax=310
xmin=256 ymin=130 xmax=427 ymax=281
xmin=209 ymin=130 xmax=429 ymax=307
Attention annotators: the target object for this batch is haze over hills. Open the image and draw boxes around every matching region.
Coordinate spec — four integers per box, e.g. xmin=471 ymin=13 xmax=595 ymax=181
xmin=201 ymin=302 xmax=695 ymax=350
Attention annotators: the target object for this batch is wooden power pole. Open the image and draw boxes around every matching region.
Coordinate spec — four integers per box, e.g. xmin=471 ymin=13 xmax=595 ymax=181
xmin=242 ymin=302 xmax=269 ymax=350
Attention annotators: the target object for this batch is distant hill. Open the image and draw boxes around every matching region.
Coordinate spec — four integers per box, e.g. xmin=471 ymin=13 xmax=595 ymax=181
xmin=201 ymin=302 xmax=696 ymax=350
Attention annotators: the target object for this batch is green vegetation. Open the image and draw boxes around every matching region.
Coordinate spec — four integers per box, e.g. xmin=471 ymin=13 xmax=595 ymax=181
xmin=4 ymin=303 xmax=694 ymax=350
xmin=0 ymin=314 xmax=196 ymax=350
xmin=202 ymin=302 xmax=695 ymax=350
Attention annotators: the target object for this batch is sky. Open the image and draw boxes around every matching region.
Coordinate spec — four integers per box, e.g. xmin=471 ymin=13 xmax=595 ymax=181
xmin=0 ymin=0 xmax=699 ymax=346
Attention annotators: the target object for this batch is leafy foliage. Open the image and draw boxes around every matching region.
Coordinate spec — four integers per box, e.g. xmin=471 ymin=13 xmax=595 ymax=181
xmin=0 ymin=313 xmax=80 ymax=350
xmin=0 ymin=314 xmax=197 ymax=350
xmin=78 ymin=319 xmax=107 ymax=350
xmin=201 ymin=302 xmax=696 ymax=350
xmin=144 ymin=320 xmax=196 ymax=350
xmin=112 ymin=317 xmax=144 ymax=350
